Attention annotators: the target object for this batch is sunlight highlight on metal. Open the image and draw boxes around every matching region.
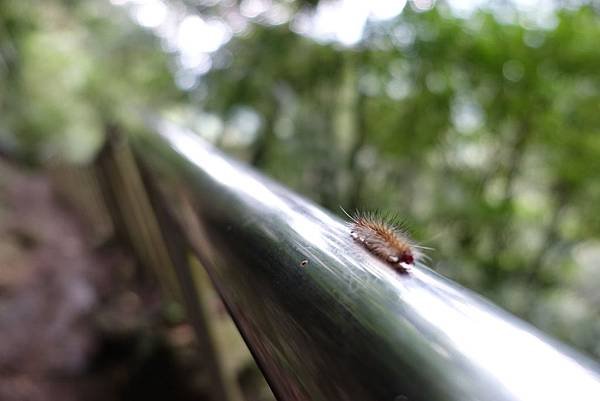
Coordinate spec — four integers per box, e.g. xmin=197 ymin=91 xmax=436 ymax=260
xmin=405 ymin=270 xmax=600 ymax=400
xmin=133 ymin=121 xmax=600 ymax=401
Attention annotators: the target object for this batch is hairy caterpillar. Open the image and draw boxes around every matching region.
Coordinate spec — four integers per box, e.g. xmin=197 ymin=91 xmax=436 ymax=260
xmin=343 ymin=209 xmax=424 ymax=274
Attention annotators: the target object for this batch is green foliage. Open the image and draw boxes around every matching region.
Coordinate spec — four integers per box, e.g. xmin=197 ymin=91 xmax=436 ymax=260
xmin=1 ymin=0 xmax=599 ymax=358
xmin=201 ymin=5 xmax=600 ymax=357
xmin=0 ymin=0 xmax=182 ymax=163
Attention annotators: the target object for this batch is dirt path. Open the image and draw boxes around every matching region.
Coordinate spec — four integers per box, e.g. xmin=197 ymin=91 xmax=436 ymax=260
xmin=0 ymin=159 xmax=204 ymax=401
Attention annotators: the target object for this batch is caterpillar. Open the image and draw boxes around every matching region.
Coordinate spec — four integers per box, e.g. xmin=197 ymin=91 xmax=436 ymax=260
xmin=343 ymin=209 xmax=424 ymax=274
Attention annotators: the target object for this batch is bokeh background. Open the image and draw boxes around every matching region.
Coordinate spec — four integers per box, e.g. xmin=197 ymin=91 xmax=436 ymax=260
xmin=1 ymin=0 xmax=599 ymax=400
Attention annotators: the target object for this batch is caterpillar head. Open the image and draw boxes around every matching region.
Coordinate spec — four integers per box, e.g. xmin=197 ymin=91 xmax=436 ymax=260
xmin=400 ymin=250 xmax=414 ymax=265
xmin=387 ymin=249 xmax=414 ymax=268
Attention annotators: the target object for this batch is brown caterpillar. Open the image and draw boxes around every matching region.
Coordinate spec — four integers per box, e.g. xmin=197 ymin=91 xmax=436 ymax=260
xmin=344 ymin=210 xmax=424 ymax=274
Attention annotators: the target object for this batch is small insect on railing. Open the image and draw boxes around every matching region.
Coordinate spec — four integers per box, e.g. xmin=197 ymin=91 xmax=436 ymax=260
xmin=127 ymin=120 xmax=600 ymax=401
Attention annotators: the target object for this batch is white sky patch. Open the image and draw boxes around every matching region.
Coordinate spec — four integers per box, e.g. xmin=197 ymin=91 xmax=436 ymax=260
xmin=177 ymin=15 xmax=232 ymax=54
xmin=117 ymin=0 xmax=565 ymax=50
xmin=297 ymin=0 xmax=560 ymax=46
xmin=240 ymin=0 xmax=272 ymax=19
xmin=301 ymin=0 xmax=409 ymax=46
xmin=113 ymin=0 xmax=567 ymax=86
xmin=132 ymin=0 xmax=167 ymax=28
xmin=310 ymin=0 xmax=370 ymax=45
xmin=369 ymin=0 xmax=408 ymax=21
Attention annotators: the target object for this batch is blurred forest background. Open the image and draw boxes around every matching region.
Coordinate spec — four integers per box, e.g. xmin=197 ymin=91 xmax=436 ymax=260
xmin=1 ymin=0 xmax=600 ymax=399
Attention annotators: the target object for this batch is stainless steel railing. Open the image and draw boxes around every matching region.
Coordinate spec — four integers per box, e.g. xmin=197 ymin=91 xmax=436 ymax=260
xmin=130 ymin=120 xmax=600 ymax=401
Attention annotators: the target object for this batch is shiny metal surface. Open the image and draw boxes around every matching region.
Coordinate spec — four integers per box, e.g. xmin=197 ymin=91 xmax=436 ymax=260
xmin=133 ymin=121 xmax=600 ymax=401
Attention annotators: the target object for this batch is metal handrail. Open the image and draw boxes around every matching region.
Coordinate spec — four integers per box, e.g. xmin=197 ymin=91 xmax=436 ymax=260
xmin=132 ymin=120 xmax=600 ymax=401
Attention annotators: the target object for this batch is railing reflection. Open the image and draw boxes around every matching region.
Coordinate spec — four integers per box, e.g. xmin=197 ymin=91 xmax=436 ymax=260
xmin=101 ymin=120 xmax=600 ymax=401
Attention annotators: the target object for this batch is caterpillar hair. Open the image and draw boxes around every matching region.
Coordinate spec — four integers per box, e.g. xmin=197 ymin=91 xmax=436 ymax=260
xmin=342 ymin=208 xmax=426 ymax=274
